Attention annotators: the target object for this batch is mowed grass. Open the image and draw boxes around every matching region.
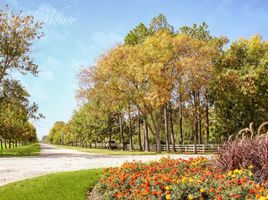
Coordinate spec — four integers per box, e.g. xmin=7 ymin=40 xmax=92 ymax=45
xmin=0 ymin=169 xmax=103 ymax=200
xmin=57 ymin=145 xmax=160 ymax=155
xmin=0 ymin=143 xmax=40 ymax=156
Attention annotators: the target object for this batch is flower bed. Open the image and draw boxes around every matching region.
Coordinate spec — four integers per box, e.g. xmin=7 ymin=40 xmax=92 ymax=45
xmin=96 ymin=158 xmax=268 ymax=200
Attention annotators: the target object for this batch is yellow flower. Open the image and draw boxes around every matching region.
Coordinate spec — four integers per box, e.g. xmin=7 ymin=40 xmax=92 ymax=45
xmin=249 ymin=171 xmax=253 ymax=176
xmin=182 ymin=177 xmax=187 ymax=183
xmin=231 ymin=174 xmax=236 ymax=178
xmin=188 ymin=194 xmax=194 ymax=200
xmin=259 ymin=196 xmax=266 ymax=200
xmin=234 ymin=169 xmax=242 ymax=174
xmin=166 ymin=194 xmax=171 ymax=200
xmin=249 ymin=165 xmax=254 ymax=169
xmin=200 ymin=188 xmax=205 ymax=193
xmin=165 ymin=186 xmax=171 ymax=191
xmin=228 ymin=171 xmax=232 ymax=176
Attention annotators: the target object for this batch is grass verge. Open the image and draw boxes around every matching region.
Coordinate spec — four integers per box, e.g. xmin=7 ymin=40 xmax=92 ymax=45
xmin=0 ymin=169 xmax=103 ymax=200
xmin=57 ymin=145 xmax=160 ymax=155
xmin=0 ymin=143 xmax=40 ymax=156
xmin=56 ymin=145 xmax=214 ymax=155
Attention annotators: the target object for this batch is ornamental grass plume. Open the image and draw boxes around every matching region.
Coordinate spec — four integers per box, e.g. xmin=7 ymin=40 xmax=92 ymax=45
xmin=217 ymin=121 xmax=268 ymax=182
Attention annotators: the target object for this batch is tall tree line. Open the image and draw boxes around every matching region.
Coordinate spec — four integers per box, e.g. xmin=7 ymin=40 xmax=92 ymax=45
xmin=0 ymin=5 xmax=43 ymax=151
xmin=47 ymin=14 xmax=268 ymax=153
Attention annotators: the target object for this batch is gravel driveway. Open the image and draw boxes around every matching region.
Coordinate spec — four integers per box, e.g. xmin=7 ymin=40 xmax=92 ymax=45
xmin=0 ymin=143 xmax=211 ymax=186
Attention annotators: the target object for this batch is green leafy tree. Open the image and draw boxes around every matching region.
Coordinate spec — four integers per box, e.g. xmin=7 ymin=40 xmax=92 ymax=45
xmin=211 ymin=35 xmax=268 ymax=139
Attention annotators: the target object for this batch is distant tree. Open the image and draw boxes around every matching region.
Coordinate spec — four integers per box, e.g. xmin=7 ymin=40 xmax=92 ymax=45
xmin=47 ymin=121 xmax=65 ymax=145
xmin=149 ymin=13 xmax=174 ymax=33
xmin=125 ymin=23 xmax=149 ymax=45
xmin=179 ymin=22 xmax=211 ymax=40
xmin=41 ymin=135 xmax=48 ymax=143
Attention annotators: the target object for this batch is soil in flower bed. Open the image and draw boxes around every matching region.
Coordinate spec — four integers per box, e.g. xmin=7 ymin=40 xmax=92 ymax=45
xmin=88 ymin=186 xmax=103 ymax=200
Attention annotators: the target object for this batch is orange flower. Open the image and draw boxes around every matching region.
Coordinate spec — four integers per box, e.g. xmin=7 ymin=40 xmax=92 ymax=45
xmin=256 ymin=194 xmax=261 ymax=199
xmin=209 ymin=187 xmax=215 ymax=193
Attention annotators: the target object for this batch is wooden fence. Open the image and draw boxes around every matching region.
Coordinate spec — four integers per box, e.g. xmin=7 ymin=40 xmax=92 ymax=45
xmin=75 ymin=142 xmax=222 ymax=153
xmin=160 ymin=144 xmax=222 ymax=152
xmin=124 ymin=144 xmax=222 ymax=153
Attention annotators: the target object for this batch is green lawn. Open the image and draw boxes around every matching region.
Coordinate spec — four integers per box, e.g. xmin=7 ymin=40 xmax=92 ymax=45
xmin=57 ymin=145 xmax=162 ymax=155
xmin=0 ymin=169 xmax=103 ymax=200
xmin=0 ymin=143 xmax=40 ymax=156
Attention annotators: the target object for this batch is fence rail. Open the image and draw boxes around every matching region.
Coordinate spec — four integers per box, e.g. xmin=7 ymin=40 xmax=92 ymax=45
xmin=160 ymin=144 xmax=222 ymax=152
xmin=124 ymin=144 xmax=222 ymax=152
xmin=72 ymin=142 xmax=222 ymax=153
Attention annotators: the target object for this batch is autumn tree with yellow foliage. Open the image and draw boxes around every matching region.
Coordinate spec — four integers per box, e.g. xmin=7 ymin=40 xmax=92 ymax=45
xmin=48 ymin=14 xmax=268 ymax=153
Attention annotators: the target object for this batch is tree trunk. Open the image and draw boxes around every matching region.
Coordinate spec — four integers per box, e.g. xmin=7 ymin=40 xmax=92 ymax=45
xmin=108 ymin=113 xmax=112 ymax=149
xmin=205 ymin=91 xmax=210 ymax=144
xmin=155 ymin=127 xmax=161 ymax=153
xmin=138 ymin=115 xmax=142 ymax=151
xmin=198 ymin=113 xmax=202 ymax=144
xmin=8 ymin=139 xmax=11 ymax=149
xmin=179 ymin=104 xmax=183 ymax=145
xmin=128 ymin=106 xmax=133 ymax=151
xmin=197 ymin=91 xmax=202 ymax=144
xmin=143 ymin=120 xmax=149 ymax=151
xmin=0 ymin=139 xmax=3 ymax=153
xmin=194 ymin=117 xmax=198 ymax=154
xmin=4 ymin=140 xmax=7 ymax=149
xmin=119 ymin=114 xmax=125 ymax=150
xmin=164 ymin=104 xmax=170 ymax=153
xmin=193 ymin=91 xmax=198 ymax=154
xmin=143 ymin=109 xmax=161 ymax=153
xmin=15 ymin=140 xmax=18 ymax=147
xmin=169 ymin=103 xmax=176 ymax=152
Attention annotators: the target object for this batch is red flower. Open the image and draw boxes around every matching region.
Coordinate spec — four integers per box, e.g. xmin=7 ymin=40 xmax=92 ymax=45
xmin=250 ymin=189 xmax=255 ymax=194
xmin=229 ymin=193 xmax=236 ymax=197
xmin=217 ymin=195 xmax=223 ymax=200
xmin=145 ymin=181 xmax=150 ymax=187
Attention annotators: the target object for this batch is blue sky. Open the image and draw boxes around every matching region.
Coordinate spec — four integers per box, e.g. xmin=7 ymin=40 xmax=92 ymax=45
xmin=4 ymin=0 xmax=268 ymax=138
